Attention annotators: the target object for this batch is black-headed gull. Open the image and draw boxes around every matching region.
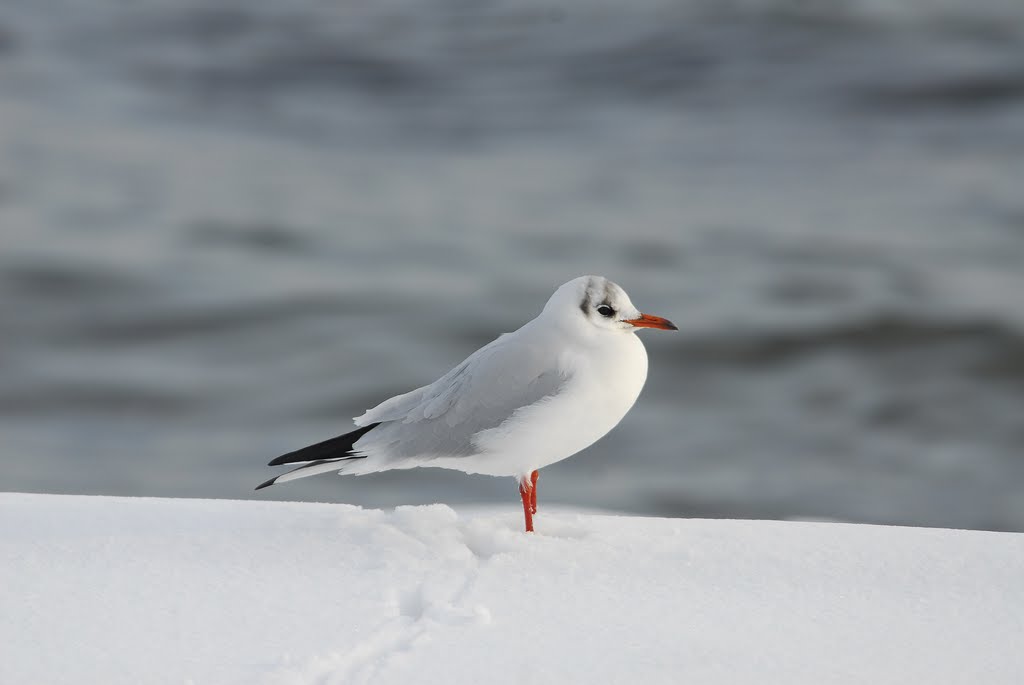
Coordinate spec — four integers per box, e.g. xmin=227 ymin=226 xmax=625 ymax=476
xmin=256 ymin=275 xmax=676 ymax=532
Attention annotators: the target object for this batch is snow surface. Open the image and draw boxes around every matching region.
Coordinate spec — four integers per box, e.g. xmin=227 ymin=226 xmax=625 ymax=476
xmin=2 ymin=493 xmax=1023 ymax=685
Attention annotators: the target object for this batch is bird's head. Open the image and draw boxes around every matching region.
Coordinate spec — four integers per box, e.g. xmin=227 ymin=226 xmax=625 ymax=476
xmin=543 ymin=275 xmax=677 ymax=336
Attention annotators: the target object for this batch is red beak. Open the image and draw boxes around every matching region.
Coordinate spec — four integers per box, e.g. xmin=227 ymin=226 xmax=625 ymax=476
xmin=624 ymin=313 xmax=678 ymax=331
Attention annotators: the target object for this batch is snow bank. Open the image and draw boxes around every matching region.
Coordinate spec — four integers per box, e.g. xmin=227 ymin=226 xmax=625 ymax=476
xmin=2 ymin=493 xmax=1022 ymax=685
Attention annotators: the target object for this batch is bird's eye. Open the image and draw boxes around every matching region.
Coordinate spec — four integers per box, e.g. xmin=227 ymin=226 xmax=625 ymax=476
xmin=596 ymin=305 xmax=615 ymax=318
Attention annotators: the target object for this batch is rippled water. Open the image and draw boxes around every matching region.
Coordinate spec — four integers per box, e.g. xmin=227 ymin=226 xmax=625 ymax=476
xmin=3 ymin=0 xmax=1024 ymax=530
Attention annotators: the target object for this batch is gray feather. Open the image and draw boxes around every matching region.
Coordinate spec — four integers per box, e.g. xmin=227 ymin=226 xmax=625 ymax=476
xmin=354 ymin=331 xmax=569 ymax=465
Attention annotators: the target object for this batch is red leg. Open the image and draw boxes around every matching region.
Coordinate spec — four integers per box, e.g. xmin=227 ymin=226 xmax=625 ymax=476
xmin=530 ymin=470 xmax=539 ymax=514
xmin=519 ymin=477 xmax=534 ymax=533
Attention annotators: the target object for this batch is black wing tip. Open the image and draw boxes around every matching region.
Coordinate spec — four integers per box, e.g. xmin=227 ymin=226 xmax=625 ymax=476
xmin=267 ymin=422 xmax=381 ymax=466
xmin=254 ymin=475 xmax=278 ymax=491
xmin=258 ymin=455 xmax=370 ymax=490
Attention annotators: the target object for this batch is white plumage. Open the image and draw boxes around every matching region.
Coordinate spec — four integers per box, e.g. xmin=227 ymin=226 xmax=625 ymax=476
xmin=257 ymin=275 xmax=676 ymax=531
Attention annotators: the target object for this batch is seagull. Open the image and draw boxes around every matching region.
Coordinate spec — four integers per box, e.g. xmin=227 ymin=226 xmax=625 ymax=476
xmin=256 ymin=275 xmax=676 ymax=532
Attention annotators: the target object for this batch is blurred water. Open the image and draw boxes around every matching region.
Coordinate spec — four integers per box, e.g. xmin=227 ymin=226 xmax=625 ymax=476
xmin=2 ymin=0 xmax=1024 ymax=530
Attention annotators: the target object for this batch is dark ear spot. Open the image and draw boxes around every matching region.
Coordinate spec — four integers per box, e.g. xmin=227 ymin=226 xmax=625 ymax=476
xmin=579 ymin=297 xmax=589 ymax=315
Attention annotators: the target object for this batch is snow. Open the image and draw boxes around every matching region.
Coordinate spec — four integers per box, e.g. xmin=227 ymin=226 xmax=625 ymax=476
xmin=2 ymin=493 xmax=1023 ymax=685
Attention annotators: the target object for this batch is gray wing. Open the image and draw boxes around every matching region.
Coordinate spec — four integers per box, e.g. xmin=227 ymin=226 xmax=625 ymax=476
xmin=353 ymin=333 xmax=569 ymax=462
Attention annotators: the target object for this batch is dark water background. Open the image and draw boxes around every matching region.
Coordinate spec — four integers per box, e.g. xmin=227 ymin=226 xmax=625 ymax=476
xmin=3 ymin=0 xmax=1024 ymax=530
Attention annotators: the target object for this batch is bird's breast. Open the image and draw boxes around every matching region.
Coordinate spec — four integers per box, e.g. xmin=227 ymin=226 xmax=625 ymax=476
xmin=469 ymin=333 xmax=649 ymax=476
xmin=573 ymin=333 xmax=649 ymax=429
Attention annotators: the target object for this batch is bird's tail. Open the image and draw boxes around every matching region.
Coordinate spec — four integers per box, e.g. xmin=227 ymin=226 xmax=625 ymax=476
xmin=255 ymin=422 xmax=380 ymax=490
